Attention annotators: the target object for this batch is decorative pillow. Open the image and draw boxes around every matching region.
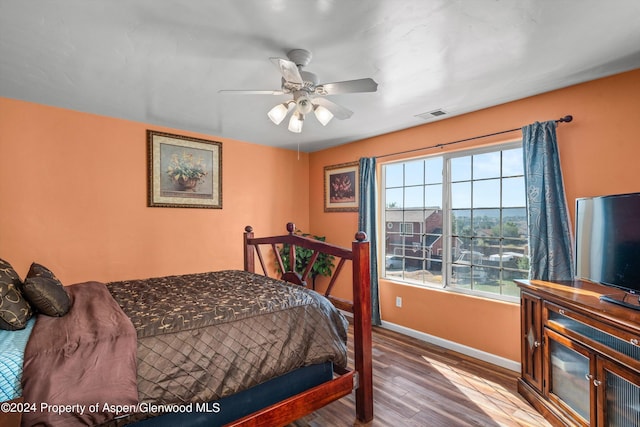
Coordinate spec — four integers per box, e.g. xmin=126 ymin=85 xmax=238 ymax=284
xmin=24 ymin=262 xmax=71 ymax=317
xmin=22 ymin=276 xmax=71 ymax=317
xmin=0 ymin=258 xmax=33 ymax=330
xmin=26 ymin=262 xmax=57 ymax=280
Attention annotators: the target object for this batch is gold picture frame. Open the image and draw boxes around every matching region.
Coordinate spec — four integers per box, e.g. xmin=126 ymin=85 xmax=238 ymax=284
xmin=324 ymin=161 xmax=359 ymax=212
xmin=147 ymin=130 xmax=222 ymax=208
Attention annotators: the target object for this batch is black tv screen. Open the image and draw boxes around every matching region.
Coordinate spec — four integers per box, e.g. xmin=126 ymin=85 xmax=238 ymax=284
xmin=576 ymin=193 xmax=640 ymax=298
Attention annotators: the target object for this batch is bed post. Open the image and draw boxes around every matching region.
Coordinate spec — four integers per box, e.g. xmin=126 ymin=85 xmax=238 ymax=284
xmin=244 ymin=226 xmax=255 ymax=273
xmin=352 ymin=231 xmax=373 ymax=422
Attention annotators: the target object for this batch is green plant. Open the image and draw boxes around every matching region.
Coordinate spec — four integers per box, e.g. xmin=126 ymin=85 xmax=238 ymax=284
xmin=166 ymin=151 xmax=208 ymax=183
xmin=279 ymin=229 xmax=335 ymax=287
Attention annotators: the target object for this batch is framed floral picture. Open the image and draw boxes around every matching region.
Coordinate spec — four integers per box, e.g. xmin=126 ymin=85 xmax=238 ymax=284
xmin=324 ymin=161 xmax=359 ymax=212
xmin=147 ymin=130 xmax=222 ymax=208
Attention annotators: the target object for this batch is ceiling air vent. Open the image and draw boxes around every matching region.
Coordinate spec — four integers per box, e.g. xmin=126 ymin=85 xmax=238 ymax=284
xmin=415 ymin=109 xmax=447 ymax=121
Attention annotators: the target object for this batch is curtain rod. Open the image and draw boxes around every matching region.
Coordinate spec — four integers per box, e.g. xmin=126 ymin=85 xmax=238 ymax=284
xmin=376 ymin=115 xmax=573 ymax=159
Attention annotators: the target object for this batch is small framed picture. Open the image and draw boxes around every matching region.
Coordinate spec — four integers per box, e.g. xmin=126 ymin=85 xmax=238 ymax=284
xmin=324 ymin=161 xmax=359 ymax=212
xmin=147 ymin=130 xmax=222 ymax=208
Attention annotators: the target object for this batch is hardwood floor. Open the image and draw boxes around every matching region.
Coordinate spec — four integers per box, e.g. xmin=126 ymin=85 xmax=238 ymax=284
xmin=292 ymin=326 xmax=552 ymax=427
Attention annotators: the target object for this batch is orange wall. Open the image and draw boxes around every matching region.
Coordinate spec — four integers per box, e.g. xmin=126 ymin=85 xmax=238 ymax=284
xmin=0 ymin=97 xmax=309 ymax=284
xmin=3 ymin=69 xmax=639 ymax=364
xmin=309 ymin=68 xmax=640 ymax=362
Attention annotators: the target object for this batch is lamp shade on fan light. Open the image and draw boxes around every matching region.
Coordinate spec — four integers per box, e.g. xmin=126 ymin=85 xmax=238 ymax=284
xmin=288 ymin=112 xmax=304 ymax=133
xmin=295 ymin=95 xmax=313 ymax=115
xmin=313 ymin=105 xmax=333 ymax=126
xmin=267 ymin=102 xmax=293 ymax=125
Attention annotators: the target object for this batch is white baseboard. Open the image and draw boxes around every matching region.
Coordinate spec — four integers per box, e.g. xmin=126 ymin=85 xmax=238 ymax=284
xmin=380 ymin=320 xmax=521 ymax=372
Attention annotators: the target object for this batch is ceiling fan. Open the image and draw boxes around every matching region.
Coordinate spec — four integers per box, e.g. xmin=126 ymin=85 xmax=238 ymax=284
xmin=221 ymin=49 xmax=378 ymax=133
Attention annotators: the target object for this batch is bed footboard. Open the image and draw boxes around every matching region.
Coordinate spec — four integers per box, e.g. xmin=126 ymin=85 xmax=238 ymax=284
xmin=243 ymin=223 xmax=373 ymax=424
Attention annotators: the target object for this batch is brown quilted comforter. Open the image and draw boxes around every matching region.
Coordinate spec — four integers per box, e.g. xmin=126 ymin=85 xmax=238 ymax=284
xmin=108 ymin=269 xmax=348 ymax=421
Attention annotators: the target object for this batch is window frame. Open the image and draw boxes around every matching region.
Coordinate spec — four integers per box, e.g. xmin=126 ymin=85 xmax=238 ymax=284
xmin=381 ymin=141 xmax=526 ymax=303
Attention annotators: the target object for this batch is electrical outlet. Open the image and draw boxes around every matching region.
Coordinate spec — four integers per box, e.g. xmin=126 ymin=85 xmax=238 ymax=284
xmin=395 ymin=296 xmax=402 ymax=308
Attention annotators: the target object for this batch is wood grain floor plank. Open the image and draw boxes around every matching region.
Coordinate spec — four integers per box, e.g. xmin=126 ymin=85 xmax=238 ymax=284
xmin=289 ymin=325 xmax=551 ymax=426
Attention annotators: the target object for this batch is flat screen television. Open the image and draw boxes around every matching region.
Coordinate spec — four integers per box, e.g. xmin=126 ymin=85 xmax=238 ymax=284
xmin=575 ymin=192 xmax=640 ymax=310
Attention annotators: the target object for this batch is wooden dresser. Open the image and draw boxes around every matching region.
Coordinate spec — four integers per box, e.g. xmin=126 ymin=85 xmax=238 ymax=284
xmin=516 ymin=279 xmax=640 ymax=426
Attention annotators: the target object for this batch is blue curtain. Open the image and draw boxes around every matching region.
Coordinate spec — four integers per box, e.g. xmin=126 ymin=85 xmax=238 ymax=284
xmin=522 ymin=121 xmax=574 ymax=281
xmin=358 ymin=157 xmax=381 ymax=325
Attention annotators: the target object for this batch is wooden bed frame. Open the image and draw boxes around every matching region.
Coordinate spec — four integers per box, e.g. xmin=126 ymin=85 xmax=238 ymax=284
xmin=0 ymin=223 xmax=373 ymax=427
xmin=233 ymin=222 xmax=374 ymax=426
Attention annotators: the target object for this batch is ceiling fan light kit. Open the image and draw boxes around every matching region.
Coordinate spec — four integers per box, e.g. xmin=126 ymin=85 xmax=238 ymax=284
xmin=225 ymin=49 xmax=377 ymax=134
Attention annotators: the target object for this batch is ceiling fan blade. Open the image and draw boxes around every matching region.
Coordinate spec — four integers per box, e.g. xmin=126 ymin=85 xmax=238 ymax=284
xmin=270 ymin=57 xmax=304 ymax=86
xmin=313 ymin=97 xmax=353 ymax=120
xmin=218 ymin=89 xmax=286 ymax=95
xmin=315 ymin=78 xmax=378 ymax=95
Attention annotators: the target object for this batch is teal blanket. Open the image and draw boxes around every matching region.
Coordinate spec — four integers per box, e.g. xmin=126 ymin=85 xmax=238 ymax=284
xmin=0 ymin=317 xmax=35 ymax=401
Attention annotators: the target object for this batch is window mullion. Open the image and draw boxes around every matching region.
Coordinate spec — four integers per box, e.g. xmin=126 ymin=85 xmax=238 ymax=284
xmin=443 ymin=155 xmax=452 ymax=288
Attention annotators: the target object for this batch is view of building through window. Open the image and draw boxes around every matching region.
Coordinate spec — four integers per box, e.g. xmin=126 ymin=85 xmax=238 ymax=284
xmin=382 ymin=143 xmax=527 ymax=301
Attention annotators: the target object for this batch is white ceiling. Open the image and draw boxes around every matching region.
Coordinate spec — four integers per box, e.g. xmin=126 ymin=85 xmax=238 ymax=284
xmin=2 ymin=1 xmax=640 ymax=152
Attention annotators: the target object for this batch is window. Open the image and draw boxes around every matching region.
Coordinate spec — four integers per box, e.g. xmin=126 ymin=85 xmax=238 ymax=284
xmin=400 ymin=222 xmax=414 ymax=235
xmin=382 ymin=143 xmax=527 ymax=302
